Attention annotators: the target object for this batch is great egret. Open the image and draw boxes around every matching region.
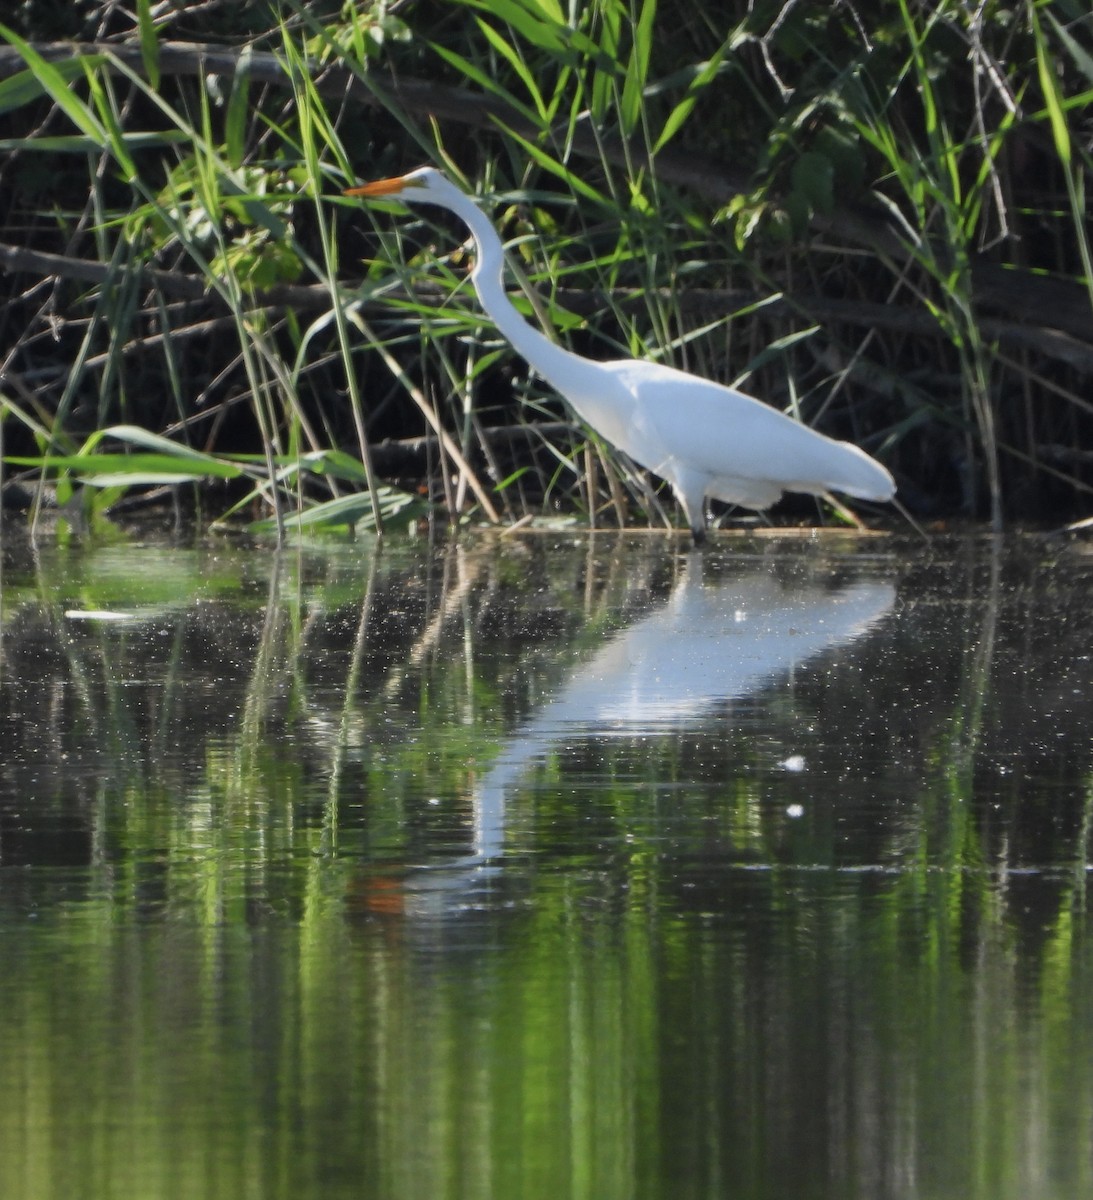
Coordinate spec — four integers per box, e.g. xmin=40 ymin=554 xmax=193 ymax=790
xmin=344 ymin=167 xmax=895 ymax=540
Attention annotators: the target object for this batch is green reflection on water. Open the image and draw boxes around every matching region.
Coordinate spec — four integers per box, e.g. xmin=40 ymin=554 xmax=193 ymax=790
xmin=1 ymin=531 xmax=1092 ymax=1199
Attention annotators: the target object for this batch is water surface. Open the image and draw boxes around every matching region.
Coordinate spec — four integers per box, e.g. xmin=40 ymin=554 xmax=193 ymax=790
xmin=1 ymin=530 xmax=1091 ymax=1199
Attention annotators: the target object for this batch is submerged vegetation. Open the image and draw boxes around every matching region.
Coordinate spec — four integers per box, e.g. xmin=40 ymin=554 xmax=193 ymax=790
xmin=0 ymin=0 xmax=1090 ymax=535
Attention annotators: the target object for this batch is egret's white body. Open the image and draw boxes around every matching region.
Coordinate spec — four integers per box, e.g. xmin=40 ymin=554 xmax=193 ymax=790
xmin=346 ymin=167 xmax=895 ymax=539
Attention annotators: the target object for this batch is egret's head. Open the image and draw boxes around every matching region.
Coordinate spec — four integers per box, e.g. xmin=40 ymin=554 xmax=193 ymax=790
xmin=343 ymin=166 xmax=456 ymax=206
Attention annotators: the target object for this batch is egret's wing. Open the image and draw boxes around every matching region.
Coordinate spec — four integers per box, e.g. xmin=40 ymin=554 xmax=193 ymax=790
xmin=606 ymin=361 xmax=893 ymax=502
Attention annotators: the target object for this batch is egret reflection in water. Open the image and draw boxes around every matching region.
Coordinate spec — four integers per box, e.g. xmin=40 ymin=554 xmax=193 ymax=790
xmin=460 ymin=557 xmax=895 ymax=867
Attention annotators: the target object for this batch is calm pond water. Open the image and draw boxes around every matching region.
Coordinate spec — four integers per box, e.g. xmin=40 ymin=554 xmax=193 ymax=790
xmin=1 ymin=528 xmax=1092 ymax=1200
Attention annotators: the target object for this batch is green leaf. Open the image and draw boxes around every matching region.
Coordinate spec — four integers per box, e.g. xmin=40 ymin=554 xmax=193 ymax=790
xmin=476 ymin=18 xmax=547 ymax=123
xmin=0 ymin=58 xmax=101 ymax=116
xmin=247 ymin=487 xmax=424 ymax=533
xmin=81 ymin=472 xmax=211 ymax=487
xmin=0 ymin=25 xmax=107 ymax=143
xmin=456 ymin=0 xmax=566 ymax=52
xmin=743 ymin=326 xmax=818 ymax=375
xmin=1047 ymin=10 xmax=1093 ymax=88
xmin=781 ymin=190 xmax=811 ymax=239
xmin=5 ymin=453 xmax=244 ymax=481
xmin=136 ymin=0 xmax=160 ymax=90
xmin=225 ymin=45 xmax=251 ymax=168
xmin=429 ymin=42 xmax=542 ymax=128
xmin=91 ymin=424 xmax=242 ymax=464
xmin=298 ymin=449 xmax=371 ymax=483
xmin=653 ymin=46 xmax=727 ymax=155
xmin=0 ymin=131 xmax=190 ymax=153
xmin=79 ymin=61 xmax=138 ymax=179
xmin=499 ymin=123 xmax=609 ymax=206
xmin=1034 ymin=11 xmax=1071 ymax=165
xmin=517 ymin=0 xmax=564 ymax=22
xmin=620 ymin=0 xmax=657 ymax=134
xmin=791 ymin=151 xmax=835 ymax=215
xmin=811 ymin=126 xmax=864 ymax=196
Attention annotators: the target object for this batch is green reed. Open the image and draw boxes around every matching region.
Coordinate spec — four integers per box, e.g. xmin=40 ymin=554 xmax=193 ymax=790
xmin=1 ymin=1 xmax=1090 ymax=533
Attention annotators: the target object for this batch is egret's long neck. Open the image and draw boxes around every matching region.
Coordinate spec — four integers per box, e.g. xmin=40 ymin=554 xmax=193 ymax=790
xmin=456 ymin=199 xmax=585 ymax=394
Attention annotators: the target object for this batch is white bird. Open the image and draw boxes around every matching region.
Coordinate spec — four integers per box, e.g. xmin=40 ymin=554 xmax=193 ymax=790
xmin=344 ymin=166 xmax=895 ymax=540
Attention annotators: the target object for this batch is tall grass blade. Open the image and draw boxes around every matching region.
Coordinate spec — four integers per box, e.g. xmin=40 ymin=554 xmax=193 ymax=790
xmin=1033 ymin=11 xmax=1071 ymax=166
xmin=620 ymin=0 xmax=657 ymax=135
xmin=653 ymin=46 xmax=729 ymax=155
xmin=0 ymin=25 xmax=133 ymax=174
xmin=135 ymin=0 xmax=160 ymax=91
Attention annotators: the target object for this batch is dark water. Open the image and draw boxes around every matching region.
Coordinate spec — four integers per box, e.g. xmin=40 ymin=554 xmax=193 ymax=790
xmin=1 ymin=529 xmax=1092 ymax=1199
